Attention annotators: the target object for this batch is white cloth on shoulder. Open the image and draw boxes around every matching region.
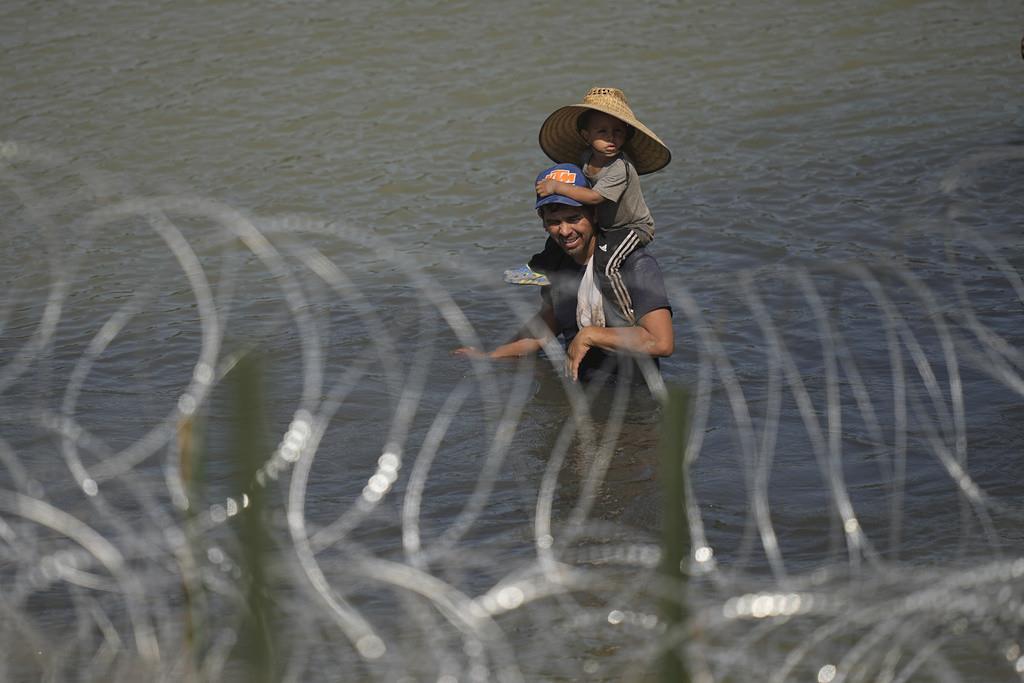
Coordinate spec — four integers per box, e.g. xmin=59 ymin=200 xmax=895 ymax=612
xmin=576 ymin=256 xmax=606 ymax=329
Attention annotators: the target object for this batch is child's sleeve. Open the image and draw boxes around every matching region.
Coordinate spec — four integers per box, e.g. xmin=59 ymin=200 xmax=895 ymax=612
xmin=591 ymin=158 xmax=630 ymax=203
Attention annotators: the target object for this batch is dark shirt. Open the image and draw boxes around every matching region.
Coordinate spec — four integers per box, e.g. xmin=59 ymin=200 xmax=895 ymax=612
xmin=541 ymin=241 xmax=671 ymax=382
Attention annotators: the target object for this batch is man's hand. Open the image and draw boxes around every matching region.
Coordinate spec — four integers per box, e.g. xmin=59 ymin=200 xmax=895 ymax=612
xmin=565 ymin=327 xmax=596 ymax=381
xmin=451 ymin=346 xmax=488 ymax=359
xmin=564 ymin=309 xmax=675 ymax=381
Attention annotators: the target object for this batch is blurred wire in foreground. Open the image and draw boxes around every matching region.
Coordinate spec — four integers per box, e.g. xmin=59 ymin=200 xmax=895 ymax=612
xmin=1 ymin=141 xmax=1023 ymax=681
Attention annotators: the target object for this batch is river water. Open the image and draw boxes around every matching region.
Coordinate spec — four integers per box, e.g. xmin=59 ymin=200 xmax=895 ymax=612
xmin=3 ymin=1 xmax=1024 ymax=681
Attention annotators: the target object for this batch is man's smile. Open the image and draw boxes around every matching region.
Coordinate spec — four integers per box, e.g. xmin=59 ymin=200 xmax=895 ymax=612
xmin=559 ymin=233 xmax=582 ymax=250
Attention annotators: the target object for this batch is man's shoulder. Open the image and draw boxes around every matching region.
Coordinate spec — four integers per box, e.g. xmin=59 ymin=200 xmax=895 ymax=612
xmin=620 ymin=246 xmax=670 ymax=317
xmin=620 ymin=243 xmax=661 ymax=270
xmin=619 ymin=245 xmax=667 ymax=289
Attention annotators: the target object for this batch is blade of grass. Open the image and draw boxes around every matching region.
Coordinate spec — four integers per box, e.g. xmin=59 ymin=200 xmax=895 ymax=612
xmin=230 ymin=353 xmax=276 ymax=682
xmin=658 ymin=386 xmax=691 ymax=683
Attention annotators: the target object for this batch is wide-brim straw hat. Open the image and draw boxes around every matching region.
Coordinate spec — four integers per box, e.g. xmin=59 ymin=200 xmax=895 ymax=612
xmin=538 ymin=87 xmax=671 ymax=175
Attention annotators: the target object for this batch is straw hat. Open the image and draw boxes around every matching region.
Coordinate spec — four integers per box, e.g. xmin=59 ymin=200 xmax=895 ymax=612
xmin=538 ymin=87 xmax=671 ymax=175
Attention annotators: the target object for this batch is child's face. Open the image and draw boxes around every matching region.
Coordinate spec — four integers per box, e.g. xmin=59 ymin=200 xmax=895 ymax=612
xmin=581 ymin=112 xmax=628 ymax=159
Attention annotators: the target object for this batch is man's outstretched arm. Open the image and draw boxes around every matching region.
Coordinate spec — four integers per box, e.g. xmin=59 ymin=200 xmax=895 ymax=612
xmin=565 ymin=307 xmax=674 ymax=380
xmin=452 ymin=304 xmax=558 ymax=360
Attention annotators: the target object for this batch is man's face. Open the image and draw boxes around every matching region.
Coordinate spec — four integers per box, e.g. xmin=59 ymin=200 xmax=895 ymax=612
xmin=540 ymin=204 xmax=596 ymax=264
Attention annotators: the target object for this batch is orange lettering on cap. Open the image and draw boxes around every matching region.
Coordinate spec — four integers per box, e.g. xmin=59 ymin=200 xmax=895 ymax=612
xmin=545 ymin=170 xmax=577 ymax=184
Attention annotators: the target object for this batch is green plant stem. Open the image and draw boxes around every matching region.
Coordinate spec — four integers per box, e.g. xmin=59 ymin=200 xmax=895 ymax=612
xmin=658 ymin=386 xmax=691 ymax=683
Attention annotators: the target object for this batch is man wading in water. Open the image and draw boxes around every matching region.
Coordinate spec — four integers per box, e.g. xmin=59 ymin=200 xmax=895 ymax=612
xmin=454 ymin=163 xmax=673 ymax=383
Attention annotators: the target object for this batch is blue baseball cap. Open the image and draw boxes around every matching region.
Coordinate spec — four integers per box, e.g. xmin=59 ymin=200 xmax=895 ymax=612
xmin=535 ymin=163 xmax=590 ymax=210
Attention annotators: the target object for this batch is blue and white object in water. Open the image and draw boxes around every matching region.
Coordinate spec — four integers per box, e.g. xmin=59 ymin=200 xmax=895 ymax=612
xmin=503 ymin=264 xmax=549 ymax=286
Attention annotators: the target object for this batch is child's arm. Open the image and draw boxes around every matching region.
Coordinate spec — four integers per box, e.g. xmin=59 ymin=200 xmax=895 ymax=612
xmin=535 ymin=179 xmax=604 ymax=205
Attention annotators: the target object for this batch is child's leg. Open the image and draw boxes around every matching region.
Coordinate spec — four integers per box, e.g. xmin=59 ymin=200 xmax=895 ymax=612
xmin=594 ymin=228 xmax=648 ymax=324
xmin=527 ymin=236 xmax=563 ymax=274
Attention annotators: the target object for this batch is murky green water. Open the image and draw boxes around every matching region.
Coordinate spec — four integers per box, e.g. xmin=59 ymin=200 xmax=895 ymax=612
xmin=3 ymin=1 xmax=1024 ymax=680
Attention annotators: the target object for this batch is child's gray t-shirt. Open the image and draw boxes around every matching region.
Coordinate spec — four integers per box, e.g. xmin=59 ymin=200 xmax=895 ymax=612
xmin=581 ymin=150 xmax=655 ymax=242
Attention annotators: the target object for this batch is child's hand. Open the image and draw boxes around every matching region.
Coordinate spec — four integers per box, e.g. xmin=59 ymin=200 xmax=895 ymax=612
xmin=535 ymin=179 xmax=560 ymax=197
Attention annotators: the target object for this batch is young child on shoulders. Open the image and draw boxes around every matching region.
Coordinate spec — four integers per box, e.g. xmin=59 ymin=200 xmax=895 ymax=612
xmin=528 ymin=87 xmax=671 ymax=324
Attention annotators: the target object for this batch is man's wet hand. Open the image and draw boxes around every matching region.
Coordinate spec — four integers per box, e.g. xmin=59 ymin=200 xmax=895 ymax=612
xmin=452 ymin=346 xmax=487 ymax=359
xmin=565 ymin=328 xmax=594 ymax=381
